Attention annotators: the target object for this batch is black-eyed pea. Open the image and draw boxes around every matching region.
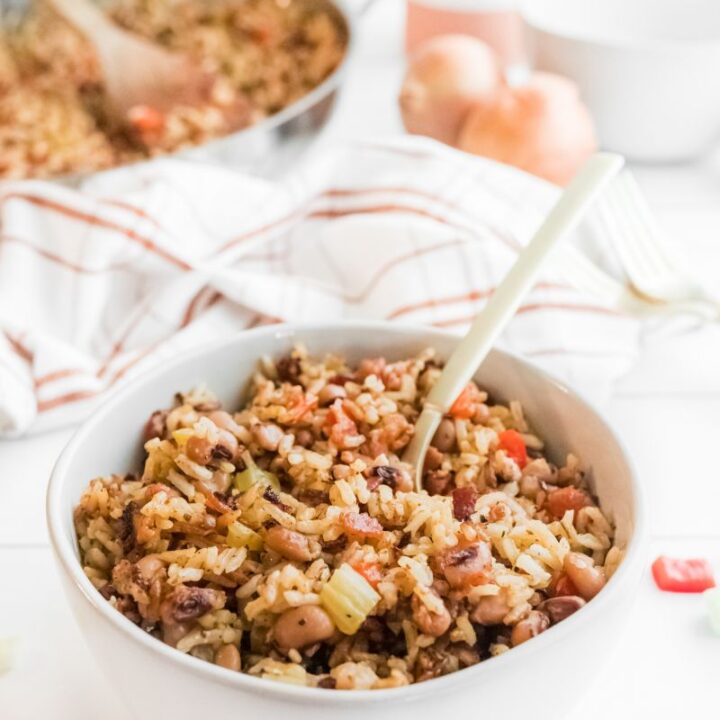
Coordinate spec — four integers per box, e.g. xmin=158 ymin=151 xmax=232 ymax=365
xmin=252 ymin=423 xmax=284 ymax=452
xmin=186 ymin=436 xmax=214 ymax=465
xmin=537 ymin=595 xmax=586 ymax=624
xmin=264 ymin=526 xmax=314 ymax=562
xmin=274 ymin=605 xmax=335 ymax=650
xmin=470 ymin=592 xmax=511 ymax=625
xmin=563 ymin=552 xmax=607 ymax=600
xmin=318 ymin=384 xmax=347 ymax=407
xmin=411 ymin=591 xmax=451 ymax=637
xmin=510 ymin=611 xmax=550 ymax=646
xmin=431 ymin=418 xmax=456 ymax=453
xmin=215 ymin=643 xmax=241 ymax=671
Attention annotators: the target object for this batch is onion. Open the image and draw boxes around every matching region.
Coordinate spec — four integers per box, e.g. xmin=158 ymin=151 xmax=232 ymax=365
xmin=457 ymin=72 xmax=597 ymax=185
xmin=399 ymin=34 xmax=503 ymax=146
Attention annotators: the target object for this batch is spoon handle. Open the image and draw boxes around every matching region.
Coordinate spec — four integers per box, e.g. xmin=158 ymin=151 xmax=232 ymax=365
xmin=403 ymin=152 xmax=624 ymax=488
xmin=426 ymin=152 xmax=624 ymax=412
xmin=48 ymin=0 xmax=113 ymax=38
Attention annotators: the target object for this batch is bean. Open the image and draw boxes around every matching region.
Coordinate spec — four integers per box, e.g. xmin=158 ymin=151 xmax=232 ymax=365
xmin=423 ymin=445 xmax=444 ymax=472
xmin=318 ymin=384 xmax=347 ymax=407
xmin=252 ymin=423 xmax=284 ymax=452
xmin=511 ymin=611 xmax=550 ymax=646
xmin=431 ymin=418 xmax=456 ymax=453
xmin=274 ymin=605 xmax=335 ymax=650
xmin=357 ymin=357 xmax=386 ymax=379
xmin=563 ymin=552 xmax=606 ymax=600
xmin=537 ymin=595 xmax=586 ymax=624
xmin=264 ymin=526 xmax=314 ymax=562
xmin=207 ymin=410 xmax=242 ymax=436
xmin=332 ymin=662 xmax=378 ymax=690
xmin=394 ymin=467 xmax=414 ymax=493
xmin=295 ymin=429 xmax=314 ymax=448
xmin=186 ymin=436 xmax=214 ymax=465
xmin=215 ymin=429 xmax=239 ymax=458
xmin=162 ymin=620 xmax=193 ymax=648
xmin=135 ymin=554 xmax=164 ymax=581
xmin=215 ymin=643 xmax=241 ymax=671
xmin=473 ymin=404 xmax=490 ymax=424
xmin=411 ymin=591 xmax=451 ymax=637
xmin=439 ymin=542 xmax=492 ymax=588
xmin=519 ymin=475 xmax=542 ymax=500
xmin=470 ymin=592 xmax=511 ymax=625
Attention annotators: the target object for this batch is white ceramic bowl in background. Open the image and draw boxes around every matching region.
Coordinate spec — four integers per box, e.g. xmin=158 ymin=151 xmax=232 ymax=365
xmin=522 ymin=0 xmax=720 ymax=161
xmin=47 ymin=323 xmax=646 ymax=720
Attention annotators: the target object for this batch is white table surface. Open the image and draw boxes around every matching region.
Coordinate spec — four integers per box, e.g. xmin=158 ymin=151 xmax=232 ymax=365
xmin=2 ymin=2 xmax=719 ymax=717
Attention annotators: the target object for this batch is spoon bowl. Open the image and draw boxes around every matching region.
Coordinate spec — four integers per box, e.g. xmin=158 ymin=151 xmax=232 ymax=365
xmin=403 ymin=152 xmax=625 ymax=490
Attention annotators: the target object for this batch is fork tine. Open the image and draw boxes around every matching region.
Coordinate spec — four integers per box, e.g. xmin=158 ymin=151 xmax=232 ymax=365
xmin=614 ymin=173 xmax=675 ymax=276
xmin=595 ymin=181 xmax=653 ymax=283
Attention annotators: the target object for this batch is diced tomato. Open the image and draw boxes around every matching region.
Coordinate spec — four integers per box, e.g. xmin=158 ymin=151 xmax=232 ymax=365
xmin=323 ymin=398 xmax=359 ymax=448
xmin=546 ymin=486 xmax=591 ymax=519
xmin=651 ymin=556 xmax=716 ymax=593
xmin=286 ymin=395 xmax=318 ymax=424
xmin=342 ymin=511 xmax=384 ymax=540
xmin=127 ymin=105 xmax=165 ymax=133
xmin=498 ymin=429 xmax=528 ymax=469
xmin=449 ymin=383 xmax=481 ymax=419
xmin=351 ymin=560 xmax=383 ymax=588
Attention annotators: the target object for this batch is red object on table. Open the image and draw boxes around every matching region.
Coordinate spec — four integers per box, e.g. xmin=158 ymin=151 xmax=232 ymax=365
xmin=498 ymin=429 xmax=527 ymax=468
xmin=651 ymin=556 xmax=716 ymax=593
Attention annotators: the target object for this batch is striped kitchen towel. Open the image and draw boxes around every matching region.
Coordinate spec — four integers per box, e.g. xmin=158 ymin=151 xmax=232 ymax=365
xmin=0 ymin=136 xmax=640 ymax=436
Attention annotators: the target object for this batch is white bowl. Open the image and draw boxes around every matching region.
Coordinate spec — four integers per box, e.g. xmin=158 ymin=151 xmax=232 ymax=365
xmin=47 ymin=322 xmax=646 ymax=720
xmin=522 ymin=0 xmax=720 ymax=161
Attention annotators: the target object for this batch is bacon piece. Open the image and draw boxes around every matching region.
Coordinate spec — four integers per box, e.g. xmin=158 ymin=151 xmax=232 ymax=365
xmin=342 ymin=511 xmax=384 ymax=540
xmin=323 ymin=398 xmax=359 ymax=448
xmin=546 ymin=487 xmax=591 ymax=519
xmin=276 ymin=356 xmax=301 ymax=383
xmin=143 ymin=410 xmax=167 ymax=442
xmin=452 ymin=486 xmax=478 ymax=521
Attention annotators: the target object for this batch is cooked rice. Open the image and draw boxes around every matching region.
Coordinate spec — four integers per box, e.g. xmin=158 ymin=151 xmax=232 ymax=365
xmin=74 ymin=346 xmax=622 ymax=690
xmin=0 ymin=0 xmax=346 ymax=179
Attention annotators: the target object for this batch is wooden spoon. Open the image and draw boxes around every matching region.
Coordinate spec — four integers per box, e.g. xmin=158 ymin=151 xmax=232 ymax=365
xmin=403 ymin=153 xmax=625 ymax=491
xmin=48 ymin=0 xmax=215 ymax=119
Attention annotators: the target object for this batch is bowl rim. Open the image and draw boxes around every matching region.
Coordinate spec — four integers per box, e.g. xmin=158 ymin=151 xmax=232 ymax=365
xmin=46 ymin=321 xmax=647 ymax=706
xmin=520 ymin=0 xmax=720 ymax=52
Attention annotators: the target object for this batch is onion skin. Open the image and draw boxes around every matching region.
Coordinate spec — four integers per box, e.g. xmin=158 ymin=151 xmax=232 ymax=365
xmin=457 ymin=72 xmax=597 ymax=185
xmin=399 ymin=34 xmax=503 ymax=146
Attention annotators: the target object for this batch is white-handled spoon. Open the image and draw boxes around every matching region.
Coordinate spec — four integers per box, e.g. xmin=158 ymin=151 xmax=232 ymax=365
xmin=403 ymin=152 xmax=625 ymax=491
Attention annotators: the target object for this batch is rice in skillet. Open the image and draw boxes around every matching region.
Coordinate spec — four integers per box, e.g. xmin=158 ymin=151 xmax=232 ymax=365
xmin=74 ymin=347 xmax=622 ymax=689
xmin=0 ymin=0 xmax=346 ymax=179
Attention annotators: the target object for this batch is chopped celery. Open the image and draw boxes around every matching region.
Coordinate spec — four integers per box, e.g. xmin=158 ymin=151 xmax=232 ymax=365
xmin=706 ymin=588 xmax=720 ymax=635
xmin=233 ymin=452 xmax=280 ymax=493
xmin=227 ymin=521 xmax=263 ymax=551
xmin=320 ymin=563 xmax=380 ymax=635
xmin=171 ymin=428 xmax=194 ymax=446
